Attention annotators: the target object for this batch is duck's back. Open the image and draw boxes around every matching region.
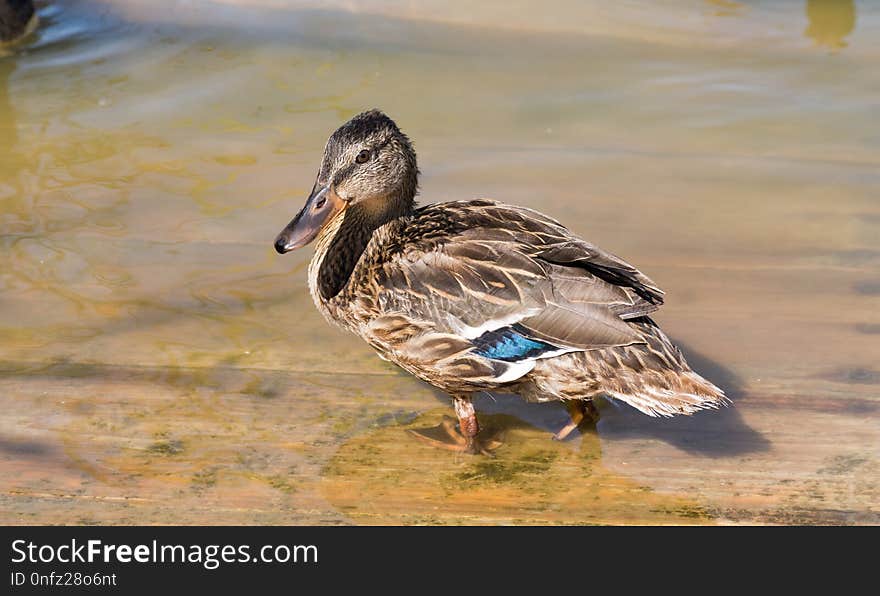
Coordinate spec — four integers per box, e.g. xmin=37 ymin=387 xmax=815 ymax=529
xmin=356 ymin=198 xmax=663 ymax=330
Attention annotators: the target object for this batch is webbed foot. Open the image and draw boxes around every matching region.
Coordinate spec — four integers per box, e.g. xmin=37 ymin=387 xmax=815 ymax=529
xmin=407 ymin=416 xmax=503 ymax=456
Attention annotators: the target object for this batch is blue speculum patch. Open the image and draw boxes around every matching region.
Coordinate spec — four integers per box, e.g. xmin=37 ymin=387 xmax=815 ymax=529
xmin=472 ymin=325 xmax=557 ymax=361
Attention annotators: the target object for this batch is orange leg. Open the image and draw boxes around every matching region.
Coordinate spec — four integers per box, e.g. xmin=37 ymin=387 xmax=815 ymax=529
xmin=553 ymin=400 xmax=599 ymax=441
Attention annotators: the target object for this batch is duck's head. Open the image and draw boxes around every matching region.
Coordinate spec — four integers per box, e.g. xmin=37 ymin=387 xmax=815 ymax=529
xmin=274 ymin=109 xmax=418 ymax=254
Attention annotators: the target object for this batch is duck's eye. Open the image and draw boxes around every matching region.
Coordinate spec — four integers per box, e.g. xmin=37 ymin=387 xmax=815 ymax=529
xmin=315 ymin=197 xmax=326 ymax=209
xmin=355 ymin=149 xmax=371 ymax=164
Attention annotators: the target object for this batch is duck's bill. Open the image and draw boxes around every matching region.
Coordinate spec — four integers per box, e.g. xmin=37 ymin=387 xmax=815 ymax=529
xmin=274 ymin=185 xmax=346 ymax=254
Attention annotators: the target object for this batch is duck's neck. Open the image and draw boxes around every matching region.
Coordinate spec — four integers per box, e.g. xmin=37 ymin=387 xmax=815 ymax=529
xmin=310 ymin=195 xmax=414 ymax=302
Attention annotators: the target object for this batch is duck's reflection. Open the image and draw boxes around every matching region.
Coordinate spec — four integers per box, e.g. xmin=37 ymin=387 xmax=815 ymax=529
xmin=805 ymin=0 xmax=856 ymax=50
xmin=322 ymin=406 xmax=715 ymax=524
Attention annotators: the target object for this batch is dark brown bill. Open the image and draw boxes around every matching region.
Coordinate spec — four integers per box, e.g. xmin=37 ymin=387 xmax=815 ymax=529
xmin=274 ymin=185 xmax=346 ymax=254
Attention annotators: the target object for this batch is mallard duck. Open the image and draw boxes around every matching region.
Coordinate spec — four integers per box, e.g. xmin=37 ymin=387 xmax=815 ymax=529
xmin=0 ymin=0 xmax=35 ymax=44
xmin=274 ymin=110 xmax=729 ymax=454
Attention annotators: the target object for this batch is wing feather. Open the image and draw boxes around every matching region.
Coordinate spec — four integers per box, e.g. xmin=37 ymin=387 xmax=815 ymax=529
xmin=369 ymin=200 xmax=665 ymax=384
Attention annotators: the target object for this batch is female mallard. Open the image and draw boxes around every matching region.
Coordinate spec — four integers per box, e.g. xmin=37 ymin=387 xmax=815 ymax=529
xmin=274 ymin=110 xmax=728 ymax=454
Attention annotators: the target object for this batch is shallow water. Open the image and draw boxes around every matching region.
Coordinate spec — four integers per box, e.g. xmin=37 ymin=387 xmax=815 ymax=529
xmin=1 ymin=0 xmax=877 ymax=524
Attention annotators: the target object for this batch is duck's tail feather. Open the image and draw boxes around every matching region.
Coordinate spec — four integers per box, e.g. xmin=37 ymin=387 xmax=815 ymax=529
xmin=601 ymin=317 xmax=730 ymax=417
xmin=605 ymin=370 xmax=730 ymax=418
xmin=516 ymin=317 xmax=731 ymax=416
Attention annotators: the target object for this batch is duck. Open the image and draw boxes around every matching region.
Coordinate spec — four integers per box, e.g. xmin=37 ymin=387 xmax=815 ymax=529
xmin=0 ymin=0 xmax=35 ymax=44
xmin=274 ymin=109 xmax=729 ymax=455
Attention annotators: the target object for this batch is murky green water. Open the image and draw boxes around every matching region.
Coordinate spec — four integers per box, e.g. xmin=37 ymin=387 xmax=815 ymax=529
xmin=1 ymin=0 xmax=877 ymax=524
